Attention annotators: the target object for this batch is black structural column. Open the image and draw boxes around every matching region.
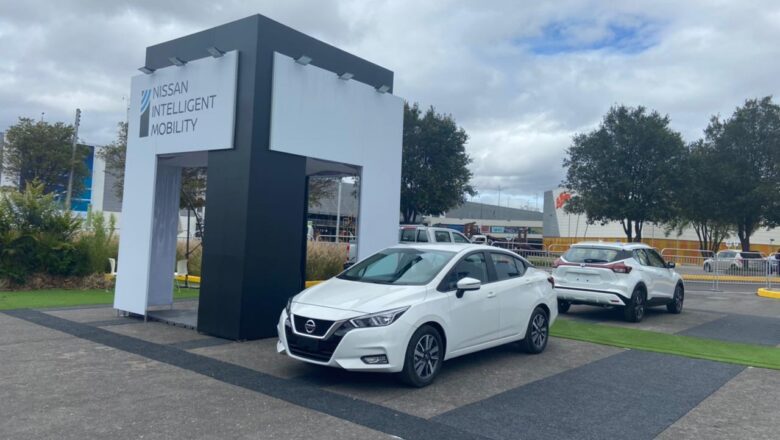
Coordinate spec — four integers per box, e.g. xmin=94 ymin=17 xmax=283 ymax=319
xmin=144 ymin=15 xmax=394 ymax=340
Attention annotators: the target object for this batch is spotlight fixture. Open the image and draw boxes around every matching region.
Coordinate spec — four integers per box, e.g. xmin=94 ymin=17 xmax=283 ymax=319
xmin=207 ymin=46 xmax=224 ymax=58
xmin=338 ymin=72 xmax=354 ymax=81
xmin=169 ymin=56 xmax=187 ymax=66
xmin=138 ymin=66 xmax=155 ymax=74
xmin=375 ymin=84 xmax=390 ymax=94
xmin=295 ymin=55 xmax=312 ymax=65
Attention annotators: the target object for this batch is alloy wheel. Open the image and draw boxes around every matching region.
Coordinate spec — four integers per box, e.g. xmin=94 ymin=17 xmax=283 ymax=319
xmin=530 ymin=313 xmax=548 ymax=348
xmin=634 ymin=293 xmax=645 ymax=320
xmin=413 ymin=334 xmax=440 ymax=380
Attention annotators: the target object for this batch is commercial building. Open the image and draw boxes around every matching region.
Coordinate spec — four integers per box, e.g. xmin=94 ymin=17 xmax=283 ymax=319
xmin=543 ymin=188 xmax=780 ymax=254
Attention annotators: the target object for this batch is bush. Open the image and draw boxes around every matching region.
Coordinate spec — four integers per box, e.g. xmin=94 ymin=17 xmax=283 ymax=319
xmin=176 ymin=240 xmax=203 ymax=276
xmin=0 ymin=181 xmax=118 ymax=286
xmin=0 ymin=182 xmax=83 ymax=283
xmin=306 ymin=241 xmax=346 ymax=281
xmin=77 ymin=209 xmax=117 ymax=275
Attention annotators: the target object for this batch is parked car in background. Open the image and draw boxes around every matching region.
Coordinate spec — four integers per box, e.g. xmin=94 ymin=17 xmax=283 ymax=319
xmin=552 ymin=242 xmax=684 ymax=322
xmin=471 ymin=234 xmax=488 ymax=245
xmin=278 ymin=244 xmax=557 ymax=387
xmin=399 ymin=226 xmax=472 ymax=244
xmin=703 ymin=250 xmax=766 ymax=273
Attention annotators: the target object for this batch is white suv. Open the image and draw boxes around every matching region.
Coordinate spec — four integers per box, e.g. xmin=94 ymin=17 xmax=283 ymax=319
xmin=551 ymin=242 xmax=684 ymax=322
xmin=399 ymin=226 xmax=472 ymax=244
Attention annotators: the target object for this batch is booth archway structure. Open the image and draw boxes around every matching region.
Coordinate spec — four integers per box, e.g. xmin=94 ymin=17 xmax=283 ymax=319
xmin=114 ymin=15 xmax=403 ymax=340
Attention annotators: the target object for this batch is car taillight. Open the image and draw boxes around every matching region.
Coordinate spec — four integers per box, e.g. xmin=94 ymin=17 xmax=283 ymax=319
xmin=547 ymin=276 xmax=555 ymax=288
xmin=606 ymin=262 xmax=632 ymax=274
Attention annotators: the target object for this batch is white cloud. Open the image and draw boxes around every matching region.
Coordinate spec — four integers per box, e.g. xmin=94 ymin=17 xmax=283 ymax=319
xmin=1 ymin=0 xmax=779 ymax=208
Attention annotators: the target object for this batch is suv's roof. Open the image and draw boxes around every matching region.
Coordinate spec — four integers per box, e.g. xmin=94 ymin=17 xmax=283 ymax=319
xmin=570 ymin=241 xmax=651 ymax=251
xmin=399 ymin=225 xmax=457 ymax=231
xmin=392 ymin=243 xmax=499 ymax=253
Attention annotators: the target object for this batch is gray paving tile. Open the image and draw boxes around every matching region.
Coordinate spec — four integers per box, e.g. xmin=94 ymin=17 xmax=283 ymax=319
xmin=433 ymin=350 xmax=744 ymax=440
xmin=657 ymin=367 xmax=780 ymax=440
xmin=678 ymin=314 xmax=780 ymax=346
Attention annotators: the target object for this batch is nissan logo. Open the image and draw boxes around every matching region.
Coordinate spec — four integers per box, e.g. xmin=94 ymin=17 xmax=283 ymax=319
xmin=304 ymin=319 xmax=316 ymax=334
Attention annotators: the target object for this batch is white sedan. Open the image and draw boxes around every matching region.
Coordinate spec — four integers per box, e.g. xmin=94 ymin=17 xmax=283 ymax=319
xmin=277 ymin=244 xmax=557 ymax=387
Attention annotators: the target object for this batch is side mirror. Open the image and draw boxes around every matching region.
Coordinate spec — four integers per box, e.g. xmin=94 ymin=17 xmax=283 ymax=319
xmin=666 ymin=262 xmax=676 ymax=269
xmin=455 ymin=277 xmax=481 ymax=298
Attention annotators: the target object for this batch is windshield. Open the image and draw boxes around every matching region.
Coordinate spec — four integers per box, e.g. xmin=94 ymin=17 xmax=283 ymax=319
xmin=338 ymin=248 xmax=455 ymax=285
xmin=563 ymin=247 xmax=626 ymax=264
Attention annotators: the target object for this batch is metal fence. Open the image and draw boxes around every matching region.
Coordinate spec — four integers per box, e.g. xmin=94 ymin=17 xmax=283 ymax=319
xmin=315 ymin=234 xmax=355 ymax=243
xmin=662 ymin=249 xmax=778 ymax=290
xmin=497 ymin=244 xmax=778 ymax=289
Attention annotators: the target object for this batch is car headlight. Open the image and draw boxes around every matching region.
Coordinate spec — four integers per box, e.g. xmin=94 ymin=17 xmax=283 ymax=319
xmin=349 ymin=306 xmax=410 ymax=328
xmin=285 ymin=297 xmax=293 ymax=317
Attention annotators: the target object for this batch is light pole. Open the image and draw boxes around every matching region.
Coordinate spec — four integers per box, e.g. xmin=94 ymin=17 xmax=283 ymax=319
xmin=64 ymin=108 xmax=81 ymax=210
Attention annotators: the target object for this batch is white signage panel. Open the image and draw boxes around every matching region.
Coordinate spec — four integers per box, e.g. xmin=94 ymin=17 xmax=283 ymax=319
xmin=128 ymin=51 xmax=238 ymax=154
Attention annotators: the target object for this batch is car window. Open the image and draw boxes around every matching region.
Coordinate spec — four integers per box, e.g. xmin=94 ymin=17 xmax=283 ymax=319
xmin=339 ymin=248 xmax=455 ymax=285
xmin=441 ymin=252 xmax=488 ymax=291
xmin=564 ymin=247 xmax=625 ymax=263
xmin=435 ymin=231 xmax=451 ymax=243
xmin=634 ymin=249 xmax=650 ymax=266
xmin=399 ymin=229 xmax=416 ymax=242
xmin=452 ymin=232 xmax=470 ymax=243
xmin=514 ymin=257 xmax=527 ymax=276
xmin=646 ymin=249 xmax=667 ymax=268
xmin=416 ymin=229 xmax=429 ymax=242
xmin=490 ymin=253 xmax=522 ymax=281
xmin=740 ymin=252 xmax=762 ymax=259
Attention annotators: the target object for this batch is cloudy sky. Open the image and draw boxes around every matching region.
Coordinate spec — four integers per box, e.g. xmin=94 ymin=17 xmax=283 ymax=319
xmin=2 ymin=1 xmax=779 ymax=210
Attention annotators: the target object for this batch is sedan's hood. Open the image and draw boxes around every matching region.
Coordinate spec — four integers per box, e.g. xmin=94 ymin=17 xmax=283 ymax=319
xmin=293 ymin=278 xmax=426 ymax=314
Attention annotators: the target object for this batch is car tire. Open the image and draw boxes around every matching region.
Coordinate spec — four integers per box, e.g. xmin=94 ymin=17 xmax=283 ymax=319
xmin=667 ymin=284 xmax=684 ymax=314
xmin=623 ymin=287 xmax=646 ymax=323
xmin=520 ymin=307 xmax=549 ymax=354
xmin=399 ymin=325 xmax=443 ymax=388
xmin=557 ymin=300 xmax=571 ymax=314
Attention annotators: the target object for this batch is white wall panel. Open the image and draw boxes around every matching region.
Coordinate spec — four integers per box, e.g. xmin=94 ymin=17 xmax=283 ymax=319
xmin=270 ymin=52 xmax=403 ymax=259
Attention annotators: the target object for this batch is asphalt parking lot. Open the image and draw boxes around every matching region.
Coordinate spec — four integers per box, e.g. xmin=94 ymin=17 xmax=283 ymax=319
xmin=2 ymin=287 xmax=778 ymax=439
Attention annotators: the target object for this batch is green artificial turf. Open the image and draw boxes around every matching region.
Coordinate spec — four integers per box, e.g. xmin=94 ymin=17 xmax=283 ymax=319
xmin=0 ymin=288 xmax=199 ymax=310
xmin=551 ymin=318 xmax=780 ymax=370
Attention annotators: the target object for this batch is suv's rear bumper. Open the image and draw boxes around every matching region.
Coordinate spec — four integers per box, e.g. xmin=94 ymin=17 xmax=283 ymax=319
xmin=554 ymin=285 xmax=629 ymax=306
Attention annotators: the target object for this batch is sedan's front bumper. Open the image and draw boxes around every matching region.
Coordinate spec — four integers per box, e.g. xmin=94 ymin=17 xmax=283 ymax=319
xmin=277 ymin=310 xmax=412 ymax=373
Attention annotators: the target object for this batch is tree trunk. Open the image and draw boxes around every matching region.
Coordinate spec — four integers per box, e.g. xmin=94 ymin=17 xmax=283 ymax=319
xmin=621 ymin=219 xmax=633 ymax=242
xmin=633 ymin=220 xmax=643 ymax=243
xmin=737 ymin=224 xmax=751 ymax=251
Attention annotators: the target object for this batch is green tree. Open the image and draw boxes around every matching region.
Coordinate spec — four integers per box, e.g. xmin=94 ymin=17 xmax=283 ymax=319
xmin=3 ymin=118 xmax=88 ymax=197
xmin=97 ymin=122 xmax=127 ymax=200
xmin=563 ymin=105 xmax=686 ymax=242
xmin=401 ymin=102 xmax=475 ymax=223
xmin=702 ymin=97 xmax=780 ymax=251
xmin=666 ymin=141 xmax=732 ymax=254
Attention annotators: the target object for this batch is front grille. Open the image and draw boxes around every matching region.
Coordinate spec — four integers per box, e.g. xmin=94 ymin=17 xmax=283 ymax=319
xmin=292 ymin=315 xmax=335 ymax=337
xmin=285 ymin=326 xmax=343 ymax=362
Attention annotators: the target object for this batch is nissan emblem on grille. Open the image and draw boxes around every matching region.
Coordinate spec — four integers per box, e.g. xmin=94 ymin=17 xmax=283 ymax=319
xmin=305 ymin=319 xmax=316 ymax=334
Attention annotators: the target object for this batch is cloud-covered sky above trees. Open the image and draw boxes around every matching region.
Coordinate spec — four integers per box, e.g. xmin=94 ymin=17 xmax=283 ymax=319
xmin=2 ymin=0 xmax=779 ymax=209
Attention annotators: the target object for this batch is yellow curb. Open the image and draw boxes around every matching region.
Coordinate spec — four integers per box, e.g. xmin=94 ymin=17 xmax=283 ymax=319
xmin=757 ymin=288 xmax=780 ymax=299
xmin=681 ymin=274 xmax=770 ymax=283
xmin=174 ymin=274 xmax=201 ymax=283
xmin=305 ymin=280 xmax=323 ymax=288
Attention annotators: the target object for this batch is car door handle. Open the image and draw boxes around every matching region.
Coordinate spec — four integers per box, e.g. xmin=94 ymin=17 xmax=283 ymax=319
xmin=486 ymin=291 xmax=496 ymax=299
